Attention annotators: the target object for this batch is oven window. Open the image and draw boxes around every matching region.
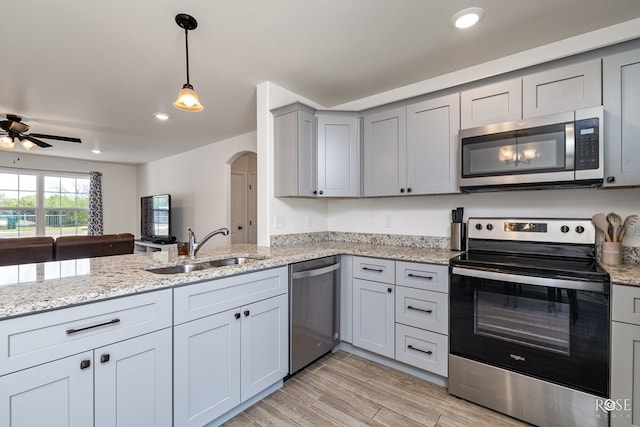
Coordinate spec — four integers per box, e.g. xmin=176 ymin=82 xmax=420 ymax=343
xmin=475 ymin=290 xmax=570 ymax=355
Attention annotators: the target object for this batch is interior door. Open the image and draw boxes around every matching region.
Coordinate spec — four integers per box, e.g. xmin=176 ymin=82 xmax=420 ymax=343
xmin=230 ymin=171 xmax=247 ymax=244
xmin=247 ymin=172 xmax=257 ymax=244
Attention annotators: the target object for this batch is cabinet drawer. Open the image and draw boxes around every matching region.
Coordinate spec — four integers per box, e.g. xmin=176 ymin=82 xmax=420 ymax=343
xmin=0 ymin=289 xmax=172 ymax=376
xmin=395 ymin=324 xmax=448 ymax=377
xmin=612 ymin=285 xmax=640 ymax=326
xmin=173 ymin=267 xmax=288 ymax=325
xmin=395 ymin=286 xmax=448 ymax=334
xmin=352 ymin=256 xmax=395 ymax=284
xmin=395 ymin=262 xmax=448 ymax=293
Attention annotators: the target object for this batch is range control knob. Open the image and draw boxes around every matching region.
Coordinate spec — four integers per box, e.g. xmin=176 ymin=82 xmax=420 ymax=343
xmin=486 ymin=223 xmax=494 ymax=231
xmin=475 ymin=223 xmax=483 ymax=231
xmin=576 ymin=225 xmax=585 ymax=234
xmin=561 ymin=225 xmax=570 ymax=233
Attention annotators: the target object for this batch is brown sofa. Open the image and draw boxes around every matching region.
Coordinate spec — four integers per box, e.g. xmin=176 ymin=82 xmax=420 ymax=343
xmin=0 ymin=237 xmax=55 ymax=266
xmin=0 ymin=233 xmax=135 ymax=266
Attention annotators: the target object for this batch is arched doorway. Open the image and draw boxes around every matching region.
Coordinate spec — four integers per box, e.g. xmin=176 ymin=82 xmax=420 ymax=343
xmin=230 ymin=152 xmax=257 ymax=244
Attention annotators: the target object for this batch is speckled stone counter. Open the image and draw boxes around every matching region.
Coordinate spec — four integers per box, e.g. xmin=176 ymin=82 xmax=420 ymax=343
xmin=602 ymin=263 xmax=640 ymax=287
xmin=0 ymin=242 xmax=460 ymax=320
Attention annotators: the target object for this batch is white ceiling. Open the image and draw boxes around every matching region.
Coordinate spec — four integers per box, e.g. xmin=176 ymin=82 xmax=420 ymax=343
xmin=2 ymin=0 xmax=640 ymax=165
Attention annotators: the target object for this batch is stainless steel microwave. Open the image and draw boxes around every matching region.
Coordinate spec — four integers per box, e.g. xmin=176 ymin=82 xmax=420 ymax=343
xmin=459 ymin=106 xmax=603 ymax=192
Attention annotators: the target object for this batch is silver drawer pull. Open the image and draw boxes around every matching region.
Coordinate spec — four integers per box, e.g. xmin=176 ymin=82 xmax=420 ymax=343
xmin=362 ymin=267 xmax=384 ymax=273
xmin=407 ymin=273 xmax=433 ymax=280
xmin=66 ymin=318 xmax=121 ymax=335
xmin=407 ymin=344 xmax=432 ymax=355
xmin=407 ymin=305 xmax=432 ymax=314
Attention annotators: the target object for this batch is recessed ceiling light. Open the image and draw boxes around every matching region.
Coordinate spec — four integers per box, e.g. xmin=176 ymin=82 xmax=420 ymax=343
xmin=451 ymin=7 xmax=485 ymax=29
xmin=91 ymin=149 xmax=102 ymax=154
xmin=154 ymin=112 xmax=170 ymax=121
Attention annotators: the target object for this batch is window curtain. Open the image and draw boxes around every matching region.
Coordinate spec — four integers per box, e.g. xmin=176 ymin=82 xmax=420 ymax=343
xmin=88 ymin=171 xmax=104 ymax=235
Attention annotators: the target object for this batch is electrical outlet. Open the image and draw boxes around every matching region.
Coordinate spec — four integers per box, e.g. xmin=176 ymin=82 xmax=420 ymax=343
xmin=273 ymin=215 xmax=285 ymax=229
xmin=305 ymin=215 xmax=312 ymax=227
xmin=384 ymin=215 xmax=392 ymax=228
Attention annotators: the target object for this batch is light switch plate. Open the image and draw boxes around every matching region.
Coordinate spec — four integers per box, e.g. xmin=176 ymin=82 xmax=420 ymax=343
xmin=274 ymin=215 xmax=285 ymax=229
xmin=384 ymin=215 xmax=392 ymax=228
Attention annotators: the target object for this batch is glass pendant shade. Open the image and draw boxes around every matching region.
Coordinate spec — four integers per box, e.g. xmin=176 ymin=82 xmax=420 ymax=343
xmin=20 ymin=138 xmax=37 ymax=151
xmin=0 ymin=135 xmax=15 ymax=150
xmin=173 ymin=84 xmax=204 ymax=112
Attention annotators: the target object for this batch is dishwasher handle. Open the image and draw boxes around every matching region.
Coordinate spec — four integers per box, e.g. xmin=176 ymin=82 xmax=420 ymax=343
xmin=292 ymin=262 xmax=341 ymax=280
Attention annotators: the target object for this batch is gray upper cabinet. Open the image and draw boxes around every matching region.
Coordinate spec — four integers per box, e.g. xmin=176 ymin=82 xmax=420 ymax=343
xmin=316 ymin=111 xmax=360 ymax=197
xmin=522 ymin=58 xmax=602 ymax=118
xmin=363 ymin=95 xmax=459 ymax=197
xmin=363 ymin=106 xmax=406 ymax=196
xmin=406 ymin=94 xmax=460 ymax=194
xmin=603 ymin=47 xmax=640 ymax=187
xmin=460 ymin=78 xmax=522 ymax=129
xmin=273 ymin=103 xmax=317 ymax=197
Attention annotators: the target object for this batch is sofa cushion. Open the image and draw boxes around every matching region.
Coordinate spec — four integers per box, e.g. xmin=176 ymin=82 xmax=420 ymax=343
xmin=0 ymin=237 xmax=55 ymax=266
xmin=54 ymin=233 xmax=135 ymax=260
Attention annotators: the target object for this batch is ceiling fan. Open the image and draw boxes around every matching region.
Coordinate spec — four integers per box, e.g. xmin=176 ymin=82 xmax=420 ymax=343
xmin=0 ymin=114 xmax=81 ymax=151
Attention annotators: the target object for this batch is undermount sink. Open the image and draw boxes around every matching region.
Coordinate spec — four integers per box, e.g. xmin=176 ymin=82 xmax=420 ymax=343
xmin=146 ymin=257 xmax=256 ymax=274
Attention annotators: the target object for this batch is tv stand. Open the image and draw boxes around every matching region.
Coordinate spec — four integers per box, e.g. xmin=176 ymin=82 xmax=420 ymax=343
xmin=134 ymin=240 xmax=177 ymax=253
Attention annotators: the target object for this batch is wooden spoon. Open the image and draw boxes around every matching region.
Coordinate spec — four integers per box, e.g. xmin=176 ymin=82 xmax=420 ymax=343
xmin=618 ymin=215 xmax=639 ymax=242
xmin=607 ymin=212 xmax=623 ymax=242
xmin=592 ymin=213 xmax=611 ymax=242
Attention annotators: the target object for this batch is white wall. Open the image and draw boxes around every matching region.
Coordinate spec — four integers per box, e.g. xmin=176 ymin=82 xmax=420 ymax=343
xmin=0 ymin=151 xmax=137 ymax=234
xmin=328 ymin=188 xmax=640 ymax=247
xmin=137 ymin=131 xmax=256 ymax=244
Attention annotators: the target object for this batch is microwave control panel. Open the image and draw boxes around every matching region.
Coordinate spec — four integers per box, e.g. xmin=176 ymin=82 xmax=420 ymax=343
xmin=575 ymin=117 xmax=599 ymax=170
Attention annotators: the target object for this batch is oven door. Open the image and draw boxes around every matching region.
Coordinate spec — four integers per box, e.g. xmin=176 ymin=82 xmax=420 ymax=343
xmin=450 ymin=266 xmax=609 ymax=397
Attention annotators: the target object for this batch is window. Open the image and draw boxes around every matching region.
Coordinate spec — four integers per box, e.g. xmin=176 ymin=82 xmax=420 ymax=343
xmin=0 ymin=170 xmax=90 ymax=238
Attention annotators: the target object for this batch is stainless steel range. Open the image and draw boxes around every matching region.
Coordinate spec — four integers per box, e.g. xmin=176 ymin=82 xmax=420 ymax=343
xmin=449 ymin=218 xmax=610 ymax=427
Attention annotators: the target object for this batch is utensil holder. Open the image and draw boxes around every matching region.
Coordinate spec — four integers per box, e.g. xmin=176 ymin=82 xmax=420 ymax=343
xmin=451 ymin=223 xmax=466 ymax=251
xmin=601 ymin=242 xmax=622 ymax=266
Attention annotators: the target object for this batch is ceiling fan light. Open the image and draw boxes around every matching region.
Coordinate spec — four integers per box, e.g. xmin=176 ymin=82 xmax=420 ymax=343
xmin=20 ymin=138 xmax=37 ymax=151
xmin=0 ymin=135 xmax=15 ymax=150
xmin=173 ymin=84 xmax=204 ymax=112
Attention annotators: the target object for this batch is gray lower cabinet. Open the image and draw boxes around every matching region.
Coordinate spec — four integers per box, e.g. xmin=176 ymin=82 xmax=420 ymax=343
xmin=0 ymin=290 xmax=173 ymax=427
xmin=363 ymin=94 xmax=459 ymax=196
xmin=172 ymin=267 xmax=289 ymax=426
xmin=611 ymin=284 xmax=640 ymax=426
xmin=351 ymin=256 xmax=450 ymax=377
xmin=603 ymin=47 xmax=640 ymax=187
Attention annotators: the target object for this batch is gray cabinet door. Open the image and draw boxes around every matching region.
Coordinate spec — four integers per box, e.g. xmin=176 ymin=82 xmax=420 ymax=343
xmin=352 ymin=278 xmax=395 ymax=358
xmin=0 ymin=352 xmax=94 ymax=427
xmin=522 ymin=58 xmax=601 ymax=118
xmin=273 ymin=103 xmax=317 ymax=197
xmin=406 ymin=93 xmax=460 ymax=195
xmin=603 ymin=48 xmax=640 ymax=187
xmin=240 ymin=294 xmax=288 ymax=402
xmin=611 ymin=321 xmax=640 ymax=426
xmin=174 ymin=310 xmax=241 ymax=427
xmin=317 ymin=111 xmax=360 ymax=197
xmin=460 ymin=78 xmax=522 ymax=129
xmin=95 ymin=329 xmax=173 ymax=427
xmin=363 ymin=106 xmax=406 ymax=196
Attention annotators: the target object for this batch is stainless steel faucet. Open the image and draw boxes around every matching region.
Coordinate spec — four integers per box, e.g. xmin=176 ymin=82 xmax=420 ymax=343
xmin=187 ymin=227 xmax=229 ymax=258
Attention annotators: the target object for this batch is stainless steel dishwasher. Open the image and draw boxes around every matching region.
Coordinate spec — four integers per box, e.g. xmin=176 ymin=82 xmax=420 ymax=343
xmin=289 ymin=256 xmax=341 ymax=375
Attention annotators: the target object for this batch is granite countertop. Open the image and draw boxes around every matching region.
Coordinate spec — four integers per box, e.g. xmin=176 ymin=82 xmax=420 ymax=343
xmin=0 ymin=242 xmax=459 ymax=320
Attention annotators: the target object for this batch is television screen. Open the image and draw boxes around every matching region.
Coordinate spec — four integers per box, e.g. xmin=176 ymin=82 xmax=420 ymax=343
xmin=140 ymin=194 xmax=174 ymax=242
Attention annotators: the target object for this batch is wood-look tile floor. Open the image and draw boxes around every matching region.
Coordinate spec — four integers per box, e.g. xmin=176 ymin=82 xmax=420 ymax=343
xmin=223 ymin=351 xmax=529 ymax=427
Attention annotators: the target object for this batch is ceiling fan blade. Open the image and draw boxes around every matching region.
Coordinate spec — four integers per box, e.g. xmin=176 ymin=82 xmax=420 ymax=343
xmin=29 ymin=133 xmax=81 ymax=143
xmin=0 ymin=120 xmax=12 ymax=132
xmin=22 ymin=135 xmax=52 ymax=148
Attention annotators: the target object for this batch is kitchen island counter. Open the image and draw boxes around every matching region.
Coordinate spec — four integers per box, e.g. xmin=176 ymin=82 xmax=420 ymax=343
xmin=0 ymin=242 xmax=459 ymax=319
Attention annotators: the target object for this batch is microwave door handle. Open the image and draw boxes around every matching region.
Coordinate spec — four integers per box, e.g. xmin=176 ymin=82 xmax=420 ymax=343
xmin=565 ymin=122 xmax=575 ymax=170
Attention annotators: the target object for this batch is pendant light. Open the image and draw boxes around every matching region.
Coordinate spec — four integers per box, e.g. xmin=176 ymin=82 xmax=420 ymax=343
xmin=173 ymin=14 xmax=204 ymax=112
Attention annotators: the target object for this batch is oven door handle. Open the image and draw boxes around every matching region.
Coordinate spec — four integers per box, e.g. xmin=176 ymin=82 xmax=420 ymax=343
xmin=451 ymin=267 xmax=608 ymax=293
